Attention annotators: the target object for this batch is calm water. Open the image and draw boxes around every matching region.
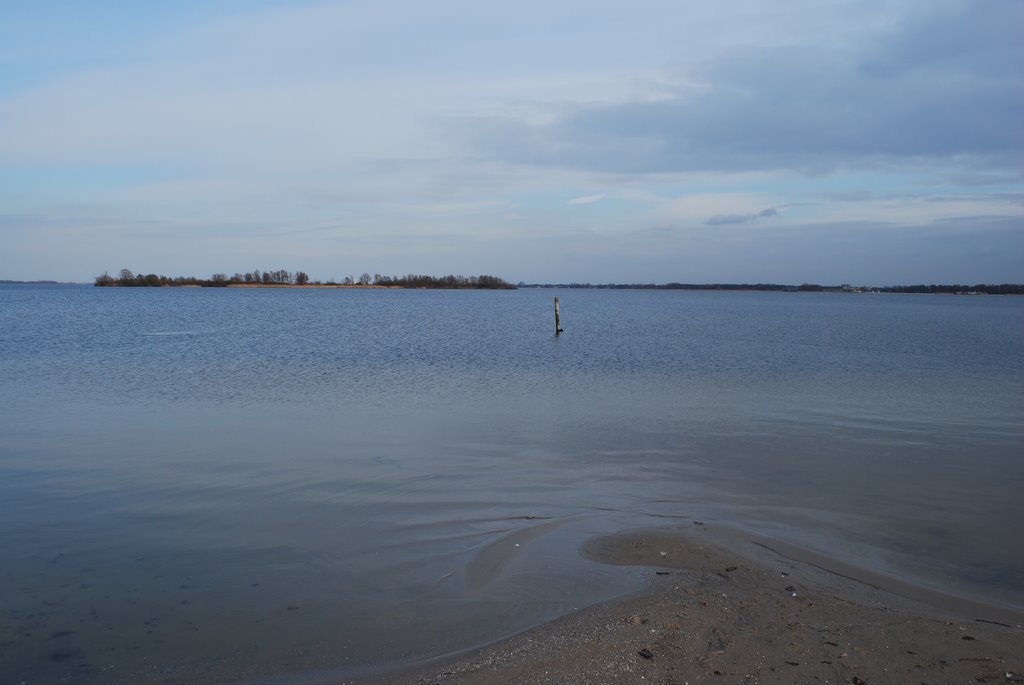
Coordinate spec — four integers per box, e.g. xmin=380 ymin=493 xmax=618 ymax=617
xmin=2 ymin=285 xmax=1022 ymax=683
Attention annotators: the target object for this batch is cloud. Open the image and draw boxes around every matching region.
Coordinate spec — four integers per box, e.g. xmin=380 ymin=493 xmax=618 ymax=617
xmin=823 ymin=191 xmax=875 ymax=202
xmin=455 ymin=1 xmax=1024 ymax=176
xmin=568 ymin=194 xmax=606 ymax=205
xmin=1 ymin=0 xmax=1022 ymax=283
xmin=705 ymin=206 xmax=779 ymax=225
xmin=705 ymin=214 xmax=752 ymax=226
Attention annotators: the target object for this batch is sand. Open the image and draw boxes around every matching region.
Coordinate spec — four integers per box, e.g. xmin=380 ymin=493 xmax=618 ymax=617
xmin=353 ymin=524 xmax=1023 ymax=685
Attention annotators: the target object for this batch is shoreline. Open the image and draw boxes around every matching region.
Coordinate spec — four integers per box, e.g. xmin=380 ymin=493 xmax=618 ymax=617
xmin=349 ymin=524 xmax=1023 ymax=685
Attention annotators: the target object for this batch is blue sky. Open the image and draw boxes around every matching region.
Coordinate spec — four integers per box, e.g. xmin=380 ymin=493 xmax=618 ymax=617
xmin=1 ymin=0 xmax=1022 ymax=284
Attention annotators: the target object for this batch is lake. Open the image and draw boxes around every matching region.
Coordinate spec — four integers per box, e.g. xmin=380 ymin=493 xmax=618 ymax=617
xmin=2 ymin=285 xmax=1022 ymax=683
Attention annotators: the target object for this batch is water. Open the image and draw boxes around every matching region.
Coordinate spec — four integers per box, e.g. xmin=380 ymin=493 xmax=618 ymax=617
xmin=2 ymin=285 xmax=1022 ymax=683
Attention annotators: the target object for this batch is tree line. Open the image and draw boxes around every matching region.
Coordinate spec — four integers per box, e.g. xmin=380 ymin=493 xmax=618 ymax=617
xmin=520 ymin=282 xmax=1023 ymax=294
xmin=874 ymin=283 xmax=1024 ymax=295
xmin=365 ymin=273 xmax=514 ymax=289
xmin=94 ymin=269 xmax=516 ymax=289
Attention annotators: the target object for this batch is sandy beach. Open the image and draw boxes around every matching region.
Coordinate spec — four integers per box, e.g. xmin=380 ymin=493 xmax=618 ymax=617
xmin=355 ymin=524 xmax=1023 ymax=685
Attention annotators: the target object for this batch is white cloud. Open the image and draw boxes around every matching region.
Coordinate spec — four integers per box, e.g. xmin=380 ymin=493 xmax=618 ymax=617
xmin=568 ymin=194 xmax=606 ymax=205
xmin=659 ymin=193 xmax=778 ymax=223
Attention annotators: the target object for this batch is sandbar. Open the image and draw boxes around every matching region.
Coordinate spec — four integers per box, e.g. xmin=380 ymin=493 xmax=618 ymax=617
xmin=353 ymin=523 xmax=1023 ymax=684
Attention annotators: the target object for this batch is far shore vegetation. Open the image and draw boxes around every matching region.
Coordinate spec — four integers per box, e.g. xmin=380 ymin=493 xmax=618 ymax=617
xmin=1 ymin=279 xmax=63 ymax=285
xmin=82 ymin=271 xmax=1023 ymax=295
xmin=94 ymin=269 xmax=516 ymax=289
xmin=520 ymin=282 xmax=1024 ymax=295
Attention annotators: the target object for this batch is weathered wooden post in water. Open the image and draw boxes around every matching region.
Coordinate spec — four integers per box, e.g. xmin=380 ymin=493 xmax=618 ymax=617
xmin=554 ymin=297 xmax=563 ymax=335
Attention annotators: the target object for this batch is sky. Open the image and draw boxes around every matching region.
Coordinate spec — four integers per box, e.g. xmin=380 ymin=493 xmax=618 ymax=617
xmin=1 ymin=0 xmax=1022 ymax=285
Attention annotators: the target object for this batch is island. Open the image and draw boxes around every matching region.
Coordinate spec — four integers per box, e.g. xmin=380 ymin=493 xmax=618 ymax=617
xmin=94 ymin=269 xmax=516 ymax=289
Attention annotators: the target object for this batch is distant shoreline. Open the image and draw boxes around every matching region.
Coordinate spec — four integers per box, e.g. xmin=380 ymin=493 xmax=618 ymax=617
xmin=521 ymin=282 xmax=1024 ymax=295
xmin=223 ymin=283 xmax=394 ymax=288
xmin=4 ymin=279 xmax=1022 ymax=294
xmin=93 ymin=282 xmax=511 ymax=290
xmin=0 ymin=280 xmax=68 ymax=285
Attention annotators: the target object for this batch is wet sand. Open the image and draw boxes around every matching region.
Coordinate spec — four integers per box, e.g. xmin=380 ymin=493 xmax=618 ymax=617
xmin=355 ymin=524 xmax=1023 ymax=685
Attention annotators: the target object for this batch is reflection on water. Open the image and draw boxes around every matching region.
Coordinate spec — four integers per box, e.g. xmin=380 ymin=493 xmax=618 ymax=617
xmin=1 ymin=285 xmax=1022 ymax=683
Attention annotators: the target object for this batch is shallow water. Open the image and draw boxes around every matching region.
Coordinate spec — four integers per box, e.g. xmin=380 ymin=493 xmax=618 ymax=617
xmin=1 ymin=285 xmax=1022 ymax=683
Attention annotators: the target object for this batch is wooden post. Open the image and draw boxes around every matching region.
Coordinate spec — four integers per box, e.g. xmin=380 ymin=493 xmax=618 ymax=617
xmin=554 ymin=297 xmax=563 ymax=335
